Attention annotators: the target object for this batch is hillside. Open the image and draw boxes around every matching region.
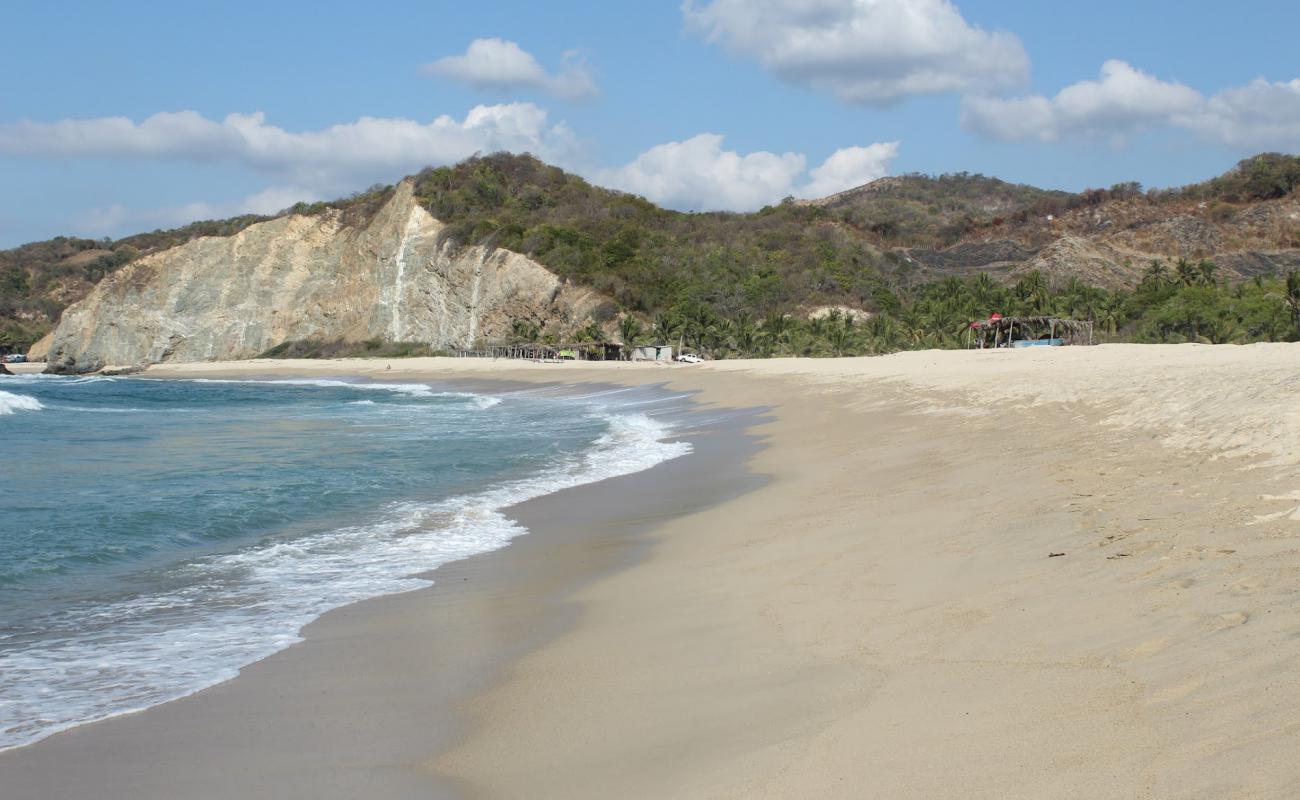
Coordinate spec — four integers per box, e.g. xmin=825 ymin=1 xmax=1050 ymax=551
xmin=6 ymin=153 xmax=1300 ymax=361
xmin=38 ymin=181 xmax=606 ymax=374
xmin=0 ymin=187 xmax=394 ymax=354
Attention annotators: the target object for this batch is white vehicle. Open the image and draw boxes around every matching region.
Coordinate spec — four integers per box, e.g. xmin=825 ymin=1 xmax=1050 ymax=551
xmin=676 ymin=353 xmax=703 ymax=363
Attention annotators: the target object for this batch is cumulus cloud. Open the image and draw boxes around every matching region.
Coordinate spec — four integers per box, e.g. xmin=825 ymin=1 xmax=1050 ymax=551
xmin=963 ymin=61 xmax=1300 ymax=151
xmin=0 ymin=105 xmax=578 ymax=196
xmin=422 ymin=38 xmax=598 ymax=100
xmin=802 ymin=141 xmax=900 ymax=197
xmin=3 ymin=104 xmax=898 ymax=234
xmin=74 ymin=185 xmax=322 ymax=237
xmin=598 ymin=134 xmax=899 ymax=211
xmin=962 ymin=60 xmax=1202 ymax=142
xmin=1187 ymin=77 xmax=1300 ymax=150
xmin=683 ymin=0 xmax=1028 ymax=104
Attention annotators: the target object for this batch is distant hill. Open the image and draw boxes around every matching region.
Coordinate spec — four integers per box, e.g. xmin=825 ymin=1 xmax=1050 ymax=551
xmin=406 ymin=151 xmax=1300 ymax=310
xmin=5 ymin=152 xmax=1300 ymax=356
xmin=0 ymin=188 xmax=393 ymax=354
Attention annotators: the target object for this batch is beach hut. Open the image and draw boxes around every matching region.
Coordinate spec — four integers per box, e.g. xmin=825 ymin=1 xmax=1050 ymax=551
xmin=967 ymin=316 xmax=1094 ymax=349
xmin=457 ymin=341 xmax=622 ymax=361
xmin=629 ymin=344 xmax=674 ymax=362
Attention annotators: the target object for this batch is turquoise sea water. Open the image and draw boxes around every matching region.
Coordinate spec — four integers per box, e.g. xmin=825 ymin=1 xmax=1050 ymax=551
xmin=0 ymin=375 xmax=691 ymax=750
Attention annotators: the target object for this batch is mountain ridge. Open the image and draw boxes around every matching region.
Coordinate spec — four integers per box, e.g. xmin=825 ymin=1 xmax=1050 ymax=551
xmin=5 ymin=152 xmax=1300 ymax=360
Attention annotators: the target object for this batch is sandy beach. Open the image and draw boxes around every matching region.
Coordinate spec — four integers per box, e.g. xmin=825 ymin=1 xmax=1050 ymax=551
xmin=6 ymin=343 xmax=1300 ymax=798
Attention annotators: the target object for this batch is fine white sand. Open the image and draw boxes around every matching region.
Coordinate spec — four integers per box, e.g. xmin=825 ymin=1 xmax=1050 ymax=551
xmin=12 ymin=343 xmax=1300 ymax=798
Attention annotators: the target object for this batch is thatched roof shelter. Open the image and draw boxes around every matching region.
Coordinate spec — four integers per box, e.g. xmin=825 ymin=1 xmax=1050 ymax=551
xmin=454 ymin=341 xmax=623 ymax=361
xmin=968 ymin=315 xmax=1094 ymax=348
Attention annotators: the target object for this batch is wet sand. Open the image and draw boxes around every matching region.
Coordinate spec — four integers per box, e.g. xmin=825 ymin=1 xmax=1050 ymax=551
xmin=0 ymin=377 xmax=762 ymax=799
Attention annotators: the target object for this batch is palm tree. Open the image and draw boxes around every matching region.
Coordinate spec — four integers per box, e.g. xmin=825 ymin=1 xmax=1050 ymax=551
xmin=1095 ymin=294 xmax=1123 ymax=335
xmin=1175 ymin=258 xmax=1198 ymax=287
xmin=577 ymin=321 xmax=605 ymax=342
xmin=731 ymin=311 xmax=758 ymax=356
xmin=652 ymin=311 xmax=682 ymax=348
xmin=1144 ymin=259 xmax=1169 ymax=286
xmin=1286 ymin=271 xmax=1300 ymax=337
xmin=1012 ymin=271 xmax=1048 ymax=314
xmin=1198 ymin=259 xmax=1218 ymax=286
xmin=897 ymin=307 xmax=927 ymax=347
xmin=824 ymin=318 xmax=857 ymax=357
xmin=618 ymin=315 xmax=645 ymax=358
xmin=510 ymin=319 xmax=540 ymax=343
xmin=760 ymin=313 xmax=793 ymax=356
xmin=970 ymin=272 xmax=999 ymax=312
xmin=683 ymin=303 xmax=717 ymax=356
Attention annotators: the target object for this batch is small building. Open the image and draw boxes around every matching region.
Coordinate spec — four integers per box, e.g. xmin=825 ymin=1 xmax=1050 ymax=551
xmin=457 ymin=341 xmax=622 ymax=361
xmin=967 ymin=315 xmax=1094 ymax=349
xmin=629 ymin=344 xmax=674 ymax=362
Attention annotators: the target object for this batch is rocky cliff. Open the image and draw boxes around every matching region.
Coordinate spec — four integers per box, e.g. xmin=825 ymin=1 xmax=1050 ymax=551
xmin=42 ymin=180 xmax=608 ymax=372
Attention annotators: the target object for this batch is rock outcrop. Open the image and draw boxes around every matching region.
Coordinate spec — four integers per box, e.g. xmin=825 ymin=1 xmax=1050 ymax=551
xmin=26 ymin=331 xmax=52 ymax=362
xmin=43 ymin=180 xmax=608 ymax=373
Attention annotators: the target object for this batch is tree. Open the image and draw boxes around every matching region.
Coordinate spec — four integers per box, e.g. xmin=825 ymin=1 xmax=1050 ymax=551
xmin=577 ymin=321 xmax=605 ymax=342
xmin=618 ymin=315 xmax=646 ymax=353
xmin=731 ymin=311 xmax=758 ymax=356
xmin=1286 ymin=271 xmax=1300 ymax=337
xmin=1175 ymin=258 xmax=1199 ymax=287
xmin=1095 ymin=294 xmax=1123 ymax=335
xmin=652 ymin=311 xmax=682 ymax=346
xmin=1144 ymin=259 xmax=1168 ymax=286
xmin=824 ymin=316 xmax=858 ymax=357
xmin=760 ymin=313 xmax=793 ymax=355
xmin=510 ymin=319 xmax=540 ymax=343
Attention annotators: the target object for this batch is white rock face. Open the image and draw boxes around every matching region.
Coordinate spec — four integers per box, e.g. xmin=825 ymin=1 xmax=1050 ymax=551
xmin=44 ymin=180 xmax=606 ymax=372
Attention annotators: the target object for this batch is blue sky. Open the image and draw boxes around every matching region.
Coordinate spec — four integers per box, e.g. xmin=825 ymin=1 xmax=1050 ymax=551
xmin=2 ymin=0 xmax=1298 ymax=247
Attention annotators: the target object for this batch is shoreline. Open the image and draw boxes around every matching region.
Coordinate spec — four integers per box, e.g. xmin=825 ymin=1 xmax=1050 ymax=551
xmin=7 ymin=345 xmax=1300 ymax=797
xmin=0 ymin=369 xmax=767 ymax=798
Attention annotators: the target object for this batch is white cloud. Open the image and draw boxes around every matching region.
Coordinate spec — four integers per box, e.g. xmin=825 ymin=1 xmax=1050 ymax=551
xmin=598 ymin=134 xmax=899 ymax=211
xmin=422 ymin=38 xmax=598 ymax=100
xmin=4 ymin=104 xmax=899 ymax=234
xmin=74 ymin=186 xmax=321 ymax=236
xmin=962 ymin=60 xmax=1202 ymax=142
xmin=963 ymin=61 xmax=1300 ymax=151
xmin=803 ymin=141 xmax=899 ymax=197
xmin=0 ymin=105 xmax=578 ymax=197
xmin=1185 ymin=78 xmax=1300 ymax=151
xmin=683 ymin=0 xmax=1028 ymax=104
xmin=598 ymin=134 xmax=806 ymax=211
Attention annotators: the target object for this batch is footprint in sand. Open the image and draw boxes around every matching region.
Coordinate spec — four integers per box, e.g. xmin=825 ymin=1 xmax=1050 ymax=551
xmin=1209 ymin=611 xmax=1251 ymax=631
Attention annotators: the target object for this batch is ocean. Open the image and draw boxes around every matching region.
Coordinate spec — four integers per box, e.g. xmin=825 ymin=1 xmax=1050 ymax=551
xmin=0 ymin=374 xmax=692 ymax=751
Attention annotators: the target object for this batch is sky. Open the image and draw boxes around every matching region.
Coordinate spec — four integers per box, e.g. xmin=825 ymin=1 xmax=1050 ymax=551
xmin=1 ymin=0 xmax=1298 ymax=247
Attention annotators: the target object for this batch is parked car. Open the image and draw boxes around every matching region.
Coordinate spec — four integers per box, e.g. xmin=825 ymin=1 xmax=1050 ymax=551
xmin=4 ymin=354 xmax=27 ymax=363
xmin=676 ymin=353 xmax=703 ymax=363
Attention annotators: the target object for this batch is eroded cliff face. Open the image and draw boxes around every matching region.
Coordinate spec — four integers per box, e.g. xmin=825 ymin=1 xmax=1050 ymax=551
xmin=44 ymin=181 xmax=607 ymax=372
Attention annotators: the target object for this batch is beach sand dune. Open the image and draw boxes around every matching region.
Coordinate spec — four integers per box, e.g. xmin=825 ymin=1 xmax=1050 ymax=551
xmin=6 ymin=343 xmax=1300 ymax=798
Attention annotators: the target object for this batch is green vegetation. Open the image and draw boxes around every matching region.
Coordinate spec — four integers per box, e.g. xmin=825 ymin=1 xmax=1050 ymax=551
xmin=256 ymin=338 xmax=445 ymax=360
xmin=1161 ymin=153 xmax=1300 ymax=203
xmin=4 ymin=151 xmax=1300 ymax=358
xmin=569 ymin=265 xmax=1299 ymax=359
xmin=406 ymin=153 xmax=1300 ymax=357
xmin=412 ymin=154 xmax=890 ymax=319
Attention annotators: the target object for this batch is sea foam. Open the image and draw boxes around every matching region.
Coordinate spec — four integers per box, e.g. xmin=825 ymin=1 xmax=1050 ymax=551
xmin=0 ymin=386 xmax=690 ymax=751
xmin=187 ymin=377 xmax=438 ymax=398
xmin=0 ymin=390 xmax=43 ymax=415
